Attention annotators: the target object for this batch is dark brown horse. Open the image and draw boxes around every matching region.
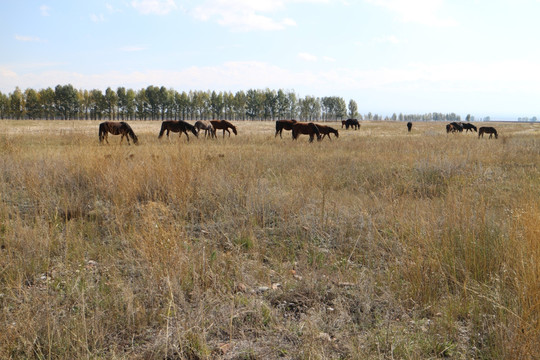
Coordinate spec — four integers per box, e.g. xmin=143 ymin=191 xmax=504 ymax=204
xmin=317 ymin=124 xmax=339 ymax=140
xmin=462 ymin=123 xmax=477 ymax=132
xmin=158 ymin=120 xmax=198 ymax=141
xmin=275 ymin=119 xmax=297 ymax=138
xmin=210 ymin=120 xmax=237 ymax=138
xmin=478 ymin=126 xmax=498 ymax=139
xmin=292 ymin=122 xmax=321 ymax=142
xmin=194 ymin=120 xmax=216 ymax=138
xmin=99 ymin=121 xmax=138 ymax=145
xmin=407 ymin=122 xmax=412 ymax=132
xmin=344 ymin=118 xmax=360 ymax=130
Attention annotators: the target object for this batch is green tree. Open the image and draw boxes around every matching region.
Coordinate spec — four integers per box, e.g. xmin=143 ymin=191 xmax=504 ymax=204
xmin=104 ymin=87 xmax=118 ymax=120
xmin=245 ymin=89 xmax=263 ymax=120
xmin=233 ymin=90 xmax=247 ymax=120
xmin=54 ymin=84 xmax=79 ymax=119
xmin=263 ymin=88 xmax=277 ymax=120
xmin=348 ymin=99 xmax=359 ymax=119
xmin=10 ymin=87 xmax=25 ymax=119
xmin=90 ymin=89 xmax=105 ymax=120
xmin=135 ymin=88 xmax=148 ymax=120
xmin=0 ymin=91 xmax=9 ymax=119
xmin=25 ymin=88 xmax=41 ymax=119
xmin=299 ymin=95 xmax=320 ymax=121
xmin=209 ymin=90 xmax=224 ymax=119
xmin=117 ymin=87 xmax=127 ymax=120
xmin=38 ymin=87 xmax=55 ymax=120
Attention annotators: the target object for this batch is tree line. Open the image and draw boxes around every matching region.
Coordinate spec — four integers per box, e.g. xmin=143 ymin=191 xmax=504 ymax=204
xmin=0 ymin=84 xmax=462 ymax=122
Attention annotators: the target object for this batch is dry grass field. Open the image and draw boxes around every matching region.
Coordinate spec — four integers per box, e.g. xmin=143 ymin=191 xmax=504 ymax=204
xmin=1 ymin=119 xmax=539 ymax=359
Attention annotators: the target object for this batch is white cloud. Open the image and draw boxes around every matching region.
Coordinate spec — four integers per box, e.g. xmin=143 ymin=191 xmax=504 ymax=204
xmin=90 ymin=13 xmax=105 ymax=22
xmin=298 ymin=52 xmax=318 ymax=62
xmin=15 ymin=35 xmax=45 ymax=43
xmin=191 ymin=0 xmax=299 ymax=31
xmin=40 ymin=5 xmax=50 ymax=16
xmin=131 ymin=0 xmax=177 ymax=15
xmin=366 ymin=0 xmax=458 ymax=27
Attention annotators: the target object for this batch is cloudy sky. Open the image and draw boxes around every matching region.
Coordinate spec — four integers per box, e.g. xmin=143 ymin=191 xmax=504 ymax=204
xmin=2 ymin=0 xmax=540 ymax=119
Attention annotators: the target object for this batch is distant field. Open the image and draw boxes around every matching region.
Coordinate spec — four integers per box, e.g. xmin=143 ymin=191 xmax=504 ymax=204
xmin=1 ymin=119 xmax=539 ymax=359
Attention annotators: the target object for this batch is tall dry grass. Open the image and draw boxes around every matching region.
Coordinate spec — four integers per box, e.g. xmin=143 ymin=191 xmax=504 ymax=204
xmin=0 ymin=120 xmax=539 ymax=359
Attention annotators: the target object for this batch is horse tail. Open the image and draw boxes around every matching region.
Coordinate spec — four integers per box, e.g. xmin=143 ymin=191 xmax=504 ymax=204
xmin=275 ymin=121 xmax=282 ymax=136
xmin=98 ymin=122 xmax=105 ymax=143
xmin=158 ymin=123 xmax=166 ymax=138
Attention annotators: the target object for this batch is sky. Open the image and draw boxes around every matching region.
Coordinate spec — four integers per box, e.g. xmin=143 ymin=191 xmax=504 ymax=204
xmin=2 ymin=0 xmax=540 ymax=120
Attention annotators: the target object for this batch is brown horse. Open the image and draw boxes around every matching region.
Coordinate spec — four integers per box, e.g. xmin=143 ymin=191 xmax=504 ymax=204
xmin=158 ymin=120 xmax=198 ymax=141
xmin=210 ymin=120 xmax=237 ymax=138
xmin=478 ymin=126 xmax=498 ymax=139
xmin=194 ymin=120 xmax=216 ymax=138
xmin=99 ymin=121 xmax=138 ymax=145
xmin=275 ymin=119 xmax=297 ymax=138
xmin=292 ymin=122 xmax=321 ymax=142
xmin=317 ymin=124 xmax=339 ymax=140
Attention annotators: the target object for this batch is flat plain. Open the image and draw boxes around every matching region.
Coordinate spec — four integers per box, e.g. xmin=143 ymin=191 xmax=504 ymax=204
xmin=1 ymin=120 xmax=539 ymax=359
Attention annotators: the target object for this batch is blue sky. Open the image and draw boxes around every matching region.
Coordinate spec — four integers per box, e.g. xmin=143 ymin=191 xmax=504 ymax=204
xmin=2 ymin=0 xmax=540 ymax=119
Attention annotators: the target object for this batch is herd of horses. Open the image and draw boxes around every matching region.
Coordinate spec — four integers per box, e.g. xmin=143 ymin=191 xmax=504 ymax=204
xmin=445 ymin=121 xmax=498 ymax=139
xmin=98 ymin=118 xmax=499 ymax=145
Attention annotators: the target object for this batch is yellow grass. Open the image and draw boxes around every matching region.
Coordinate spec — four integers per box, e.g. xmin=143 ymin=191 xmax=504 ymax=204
xmin=1 ymin=119 xmax=539 ymax=359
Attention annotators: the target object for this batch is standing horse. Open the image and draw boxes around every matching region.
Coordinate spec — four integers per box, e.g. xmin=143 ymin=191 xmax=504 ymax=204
xmin=275 ymin=119 xmax=297 ymax=138
xmin=99 ymin=121 xmax=138 ymax=145
xmin=478 ymin=126 xmax=498 ymax=139
xmin=407 ymin=122 xmax=412 ymax=132
xmin=210 ymin=120 xmax=237 ymax=138
xmin=344 ymin=118 xmax=360 ymax=130
xmin=158 ymin=120 xmax=198 ymax=141
xmin=341 ymin=120 xmax=347 ymax=128
xmin=317 ymin=124 xmax=339 ymax=140
xmin=194 ymin=120 xmax=216 ymax=138
xmin=462 ymin=123 xmax=477 ymax=132
xmin=292 ymin=122 xmax=321 ymax=142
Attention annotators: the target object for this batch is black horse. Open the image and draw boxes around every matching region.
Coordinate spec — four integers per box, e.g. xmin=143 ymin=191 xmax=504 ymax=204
xmin=407 ymin=122 xmax=412 ymax=132
xmin=158 ymin=120 xmax=198 ymax=141
xmin=462 ymin=123 xmax=477 ymax=132
xmin=344 ymin=118 xmax=360 ymax=130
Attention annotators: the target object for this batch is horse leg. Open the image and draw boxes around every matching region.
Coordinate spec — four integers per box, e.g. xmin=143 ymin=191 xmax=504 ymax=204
xmin=185 ymin=131 xmax=190 ymax=142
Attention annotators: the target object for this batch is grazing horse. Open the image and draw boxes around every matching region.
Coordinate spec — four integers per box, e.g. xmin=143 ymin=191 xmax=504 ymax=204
xmin=210 ymin=120 xmax=237 ymax=138
xmin=344 ymin=118 xmax=360 ymax=130
xmin=478 ymin=126 xmax=498 ymax=139
xmin=462 ymin=123 xmax=477 ymax=132
xmin=450 ymin=122 xmax=463 ymax=132
xmin=292 ymin=122 xmax=321 ymax=142
xmin=158 ymin=120 xmax=198 ymax=141
xmin=275 ymin=119 xmax=297 ymax=138
xmin=341 ymin=120 xmax=347 ymax=128
xmin=407 ymin=122 xmax=412 ymax=132
xmin=194 ymin=120 xmax=216 ymax=138
xmin=99 ymin=121 xmax=138 ymax=145
xmin=317 ymin=124 xmax=339 ymax=140
xmin=446 ymin=122 xmax=463 ymax=133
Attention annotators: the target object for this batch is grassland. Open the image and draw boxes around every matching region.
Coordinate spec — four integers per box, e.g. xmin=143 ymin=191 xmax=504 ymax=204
xmin=0 ymin=120 xmax=539 ymax=359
